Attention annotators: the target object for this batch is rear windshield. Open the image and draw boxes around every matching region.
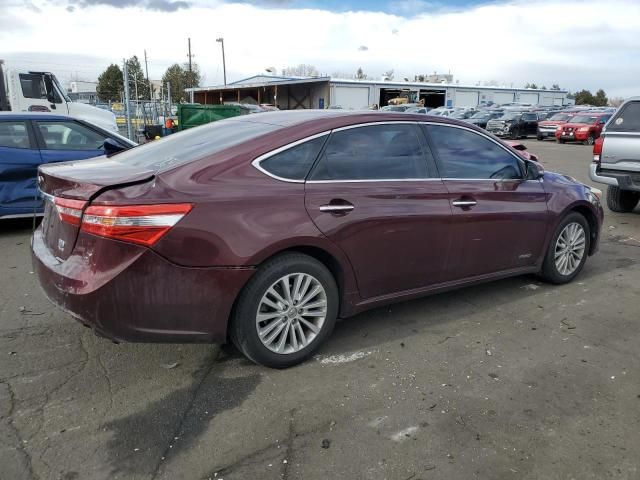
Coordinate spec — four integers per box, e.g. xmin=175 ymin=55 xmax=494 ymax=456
xmin=111 ymin=119 xmax=281 ymax=171
xmin=608 ymin=102 xmax=640 ymax=132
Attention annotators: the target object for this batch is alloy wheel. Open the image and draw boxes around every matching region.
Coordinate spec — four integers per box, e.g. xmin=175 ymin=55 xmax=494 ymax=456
xmin=554 ymin=222 xmax=586 ymax=276
xmin=255 ymin=273 xmax=328 ymax=354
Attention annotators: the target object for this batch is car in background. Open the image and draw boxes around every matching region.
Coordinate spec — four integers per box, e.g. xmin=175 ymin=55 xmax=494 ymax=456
xmin=33 ymin=110 xmax=603 ymax=368
xmin=0 ymin=112 xmax=135 ymax=219
xmin=449 ymin=110 xmax=477 ymax=120
xmin=405 ymin=107 xmax=429 ymax=114
xmin=555 ymin=112 xmax=611 ymax=145
xmin=537 ymin=112 xmax=576 ymax=140
xmin=590 ymin=97 xmax=640 ymax=212
xmin=486 ymin=111 xmax=539 ymax=139
xmin=465 ymin=110 xmax=503 ymax=129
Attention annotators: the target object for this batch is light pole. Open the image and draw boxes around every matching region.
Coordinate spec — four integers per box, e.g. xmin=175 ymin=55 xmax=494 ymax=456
xmin=216 ymin=37 xmax=227 ymax=86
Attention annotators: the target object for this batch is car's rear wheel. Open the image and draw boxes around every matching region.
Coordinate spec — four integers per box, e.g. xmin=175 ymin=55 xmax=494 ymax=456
xmin=540 ymin=213 xmax=590 ymax=284
xmin=230 ymin=253 xmax=338 ymax=368
xmin=584 ymin=134 xmax=596 ymax=146
xmin=606 ymin=186 xmax=640 ymax=213
xmin=537 ymin=134 xmax=544 ymax=141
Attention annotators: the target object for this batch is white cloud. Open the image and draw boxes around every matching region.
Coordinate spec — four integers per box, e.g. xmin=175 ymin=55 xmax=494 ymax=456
xmin=1 ymin=0 xmax=639 ymax=97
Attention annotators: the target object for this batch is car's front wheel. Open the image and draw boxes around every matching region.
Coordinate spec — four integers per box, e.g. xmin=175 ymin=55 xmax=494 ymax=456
xmin=584 ymin=134 xmax=596 ymax=146
xmin=230 ymin=253 xmax=338 ymax=368
xmin=540 ymin=213 xmax=590 ymax=284
xmin=606 ymin=186 xmax=640 ymax=213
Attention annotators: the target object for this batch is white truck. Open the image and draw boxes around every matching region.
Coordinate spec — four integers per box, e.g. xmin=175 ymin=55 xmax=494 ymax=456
xmin=0 ymin=60 xmax=117 ymax=132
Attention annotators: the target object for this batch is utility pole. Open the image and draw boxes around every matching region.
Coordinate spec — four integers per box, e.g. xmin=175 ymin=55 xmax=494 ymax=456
xmin=122 ymin=59 xmax=132 ymax=140
xmin=216 ymin=37 xmax=227 ymax=86
xmin=144 ymin=49 xmax=152 ymax=100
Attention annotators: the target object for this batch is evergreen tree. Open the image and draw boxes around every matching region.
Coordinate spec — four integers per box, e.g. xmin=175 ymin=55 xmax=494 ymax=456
xmin=96 ymin=64 xmax=123 ymax=102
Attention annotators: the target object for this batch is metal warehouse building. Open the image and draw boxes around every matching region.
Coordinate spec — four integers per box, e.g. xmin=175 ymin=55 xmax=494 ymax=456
xmin=187 ymin=75 xmax=570 ymax=110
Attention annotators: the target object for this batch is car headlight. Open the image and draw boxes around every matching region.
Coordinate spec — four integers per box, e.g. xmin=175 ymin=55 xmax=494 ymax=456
xmin=586 ymin=186 xmax=602 ymax=205
xmin=556 ymin=126 xmax=563 ymax=131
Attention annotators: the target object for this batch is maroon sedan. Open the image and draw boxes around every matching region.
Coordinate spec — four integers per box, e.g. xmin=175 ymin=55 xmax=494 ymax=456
xmin=33 ymin=111 xmax=603 ymax=368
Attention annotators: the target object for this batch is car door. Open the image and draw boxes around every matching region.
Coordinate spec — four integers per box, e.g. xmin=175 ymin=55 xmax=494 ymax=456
xmin=0 ymin=120 xmax=43 ymax=216
xmin=33 ymin=119 xmax=112 ymax=164
xmin=304 ymin=122 xmax=453 ymax=300
xmin=424 ymin=123 xmax=548 ymax=280
xmin=17 ymin=73 xmax=67 ymax=113
xmin=522 ymin=113 xmax=539 ymax=136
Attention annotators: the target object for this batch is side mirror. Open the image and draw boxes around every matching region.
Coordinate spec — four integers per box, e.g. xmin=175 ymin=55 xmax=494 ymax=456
xmin=103 ymin=138 xmax=125 ymax=156
xmin=526 ymin=160 xmax=545 ymax=180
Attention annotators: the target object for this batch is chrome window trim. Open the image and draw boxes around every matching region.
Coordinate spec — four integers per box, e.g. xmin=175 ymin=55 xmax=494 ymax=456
xmin=420 ymin=121 xmax=527 ymax=178
xmin=251 ymin=131 xmax=331 ymax=183
xmin=307 ymin=178 xmax=442 ymax=184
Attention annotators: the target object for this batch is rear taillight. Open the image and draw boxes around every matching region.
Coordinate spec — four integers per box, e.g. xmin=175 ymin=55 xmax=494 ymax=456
xmin=54 ymin=197 xmax=87 ymax=226
xmin=80 ymin=203 xmax=193 ymax=246
xmin=593 ymin=136 xmax=604 ymax=164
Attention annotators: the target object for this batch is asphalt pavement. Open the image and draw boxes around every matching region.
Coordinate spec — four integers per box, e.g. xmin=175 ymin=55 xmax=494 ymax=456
xmin=1 ymin=139 xmax=639 ymax=480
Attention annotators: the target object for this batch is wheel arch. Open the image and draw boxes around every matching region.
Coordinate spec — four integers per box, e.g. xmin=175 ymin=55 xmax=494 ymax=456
xmin=565 ymin=202 xmax=600 ymax=256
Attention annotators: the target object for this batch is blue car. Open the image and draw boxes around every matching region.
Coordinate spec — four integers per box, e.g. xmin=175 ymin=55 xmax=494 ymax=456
xmin=0 ymin=113 xmax=136 ymax=219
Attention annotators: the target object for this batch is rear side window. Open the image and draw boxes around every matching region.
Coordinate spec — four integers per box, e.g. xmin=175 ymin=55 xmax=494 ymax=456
xmin=608 ymin=102 xmax=640 ymax=132
xmin=111 ymin=119 xmax=281 ymax=171
xmin=258 ymin=135 xmax=327 ymax=181
xmin=0 ymin=122 xmax=31 ymax=149
xmin=309 ymin=124 xmax=428 ymax=181
xmin=426 ymin=125 xmax=522 ymax=180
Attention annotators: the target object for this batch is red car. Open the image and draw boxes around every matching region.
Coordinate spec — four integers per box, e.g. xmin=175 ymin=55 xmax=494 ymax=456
xmin=555 ymin=113 xmax=612 ymax=145
xmin=536 ymin=112 xmax=576 ymax=140
xmin=33 ymin=111 xmax=603 ymax=368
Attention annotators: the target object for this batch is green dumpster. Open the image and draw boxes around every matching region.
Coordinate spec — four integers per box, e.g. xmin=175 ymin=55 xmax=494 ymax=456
xmin=177 ymin=104 xmax=251 ymax=131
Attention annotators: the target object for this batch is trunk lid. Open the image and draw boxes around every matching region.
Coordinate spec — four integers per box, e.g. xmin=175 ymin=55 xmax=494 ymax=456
xmin=38 ymin=158 xmax=155 ymax=260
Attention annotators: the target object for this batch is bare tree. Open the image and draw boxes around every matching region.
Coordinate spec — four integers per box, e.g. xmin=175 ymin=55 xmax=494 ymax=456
xmin=356 ymin=67 xmax=367 ymax=80
xmin=609 ymin=96 xmax=625 ymax=108
xmin=382 ymin=69 xmax=394 ymax=81
xmin=282 ymin=64 xmax=319 ymax=77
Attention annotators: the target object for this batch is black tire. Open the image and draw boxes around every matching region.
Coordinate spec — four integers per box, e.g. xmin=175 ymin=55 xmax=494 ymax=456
xmin=584 ymin=134 xmax=595 ymax=146
xmin=539 ymin=213 xmax=591 ymax=284
xmin=606 ymin=186 xmax=640 ymax=213
xmin=510 ymin=128 xmax=520 ymax=140
xmin=557 ymin=138 xmax=565 ymax=144
xmin=230 ymin=253 xmax=338 ymax=368
xmin=537 ymin=134 xmax=544 ymax=141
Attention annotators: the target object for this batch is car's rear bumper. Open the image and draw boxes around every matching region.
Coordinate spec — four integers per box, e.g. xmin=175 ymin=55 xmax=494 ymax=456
xmin=590 ymin=164 xmax=640 ymax=192
xmin=32 ymin=228 xmax=254 ymax=343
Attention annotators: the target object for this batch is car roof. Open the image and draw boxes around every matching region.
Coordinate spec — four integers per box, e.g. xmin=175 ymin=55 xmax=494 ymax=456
xmin=0 ymin=112 xmax=77 ymax=121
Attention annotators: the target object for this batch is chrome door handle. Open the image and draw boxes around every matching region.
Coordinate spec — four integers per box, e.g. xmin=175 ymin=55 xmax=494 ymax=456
xmin=452 ymin=200 xmax=477 ymax=207
xmin=319 ymin=204 xmax=354 ymax=213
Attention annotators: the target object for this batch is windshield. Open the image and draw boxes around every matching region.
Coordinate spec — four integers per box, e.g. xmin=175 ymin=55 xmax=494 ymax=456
xmin=549 ymin=113 xmax=570 ymax=121
xmin=470 ymin=112 xmax=490 ymax=119
xmin=450 ymin=111 xmax=470 ymax=119
xmin=109 ymin=118 xmax=281 ymax=171
xmin=569 ymin=115 xmax=597 ymax=124
xmin=499 ymin=113 xmax=521 ymax=121
xmin=51 ymin=75 xmax=72 ymax=103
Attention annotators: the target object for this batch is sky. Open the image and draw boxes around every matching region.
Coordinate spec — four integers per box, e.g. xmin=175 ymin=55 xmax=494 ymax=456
xmin=1 ymin=0 xmax=639 ymax=98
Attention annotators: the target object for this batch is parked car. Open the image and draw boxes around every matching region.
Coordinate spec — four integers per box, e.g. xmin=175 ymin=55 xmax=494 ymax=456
xmin=404 ymin=107 xmax=429 ymax=114
xmin=449 ymin=110 xmax=477 ymax=120
xmin=465 ymin=111 xmax=503 ymax=129
xmin=537 ymin=112 xmax=576 ymax=140
xmin=486 ymin=111 xmax=539 ymax=139
xmin=555 ymin=112 xmax=612 ymax=145
xmin=33 ymin=111 xmax=603 ymax=368
xmin=0 ymin=113 xmax=135 ymax=219
xmin=590 ymin=97 xmax=640 ymax=212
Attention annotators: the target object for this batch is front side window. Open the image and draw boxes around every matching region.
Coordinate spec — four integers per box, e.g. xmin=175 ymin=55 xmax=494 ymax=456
xmin=36 ymin=121 xmax=108 ymax=151
xmin=19 ymin=74 xmax=47 ymax=100
xmin=426 ymin=125 xmax=523 ymax=180
xmin=258 ymin=135 xmax=327 ymax=181
xmin=309 ymin=124 xmax=428 ymax=181
xmin=0 ymin=122 xmax=31 ymax=149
